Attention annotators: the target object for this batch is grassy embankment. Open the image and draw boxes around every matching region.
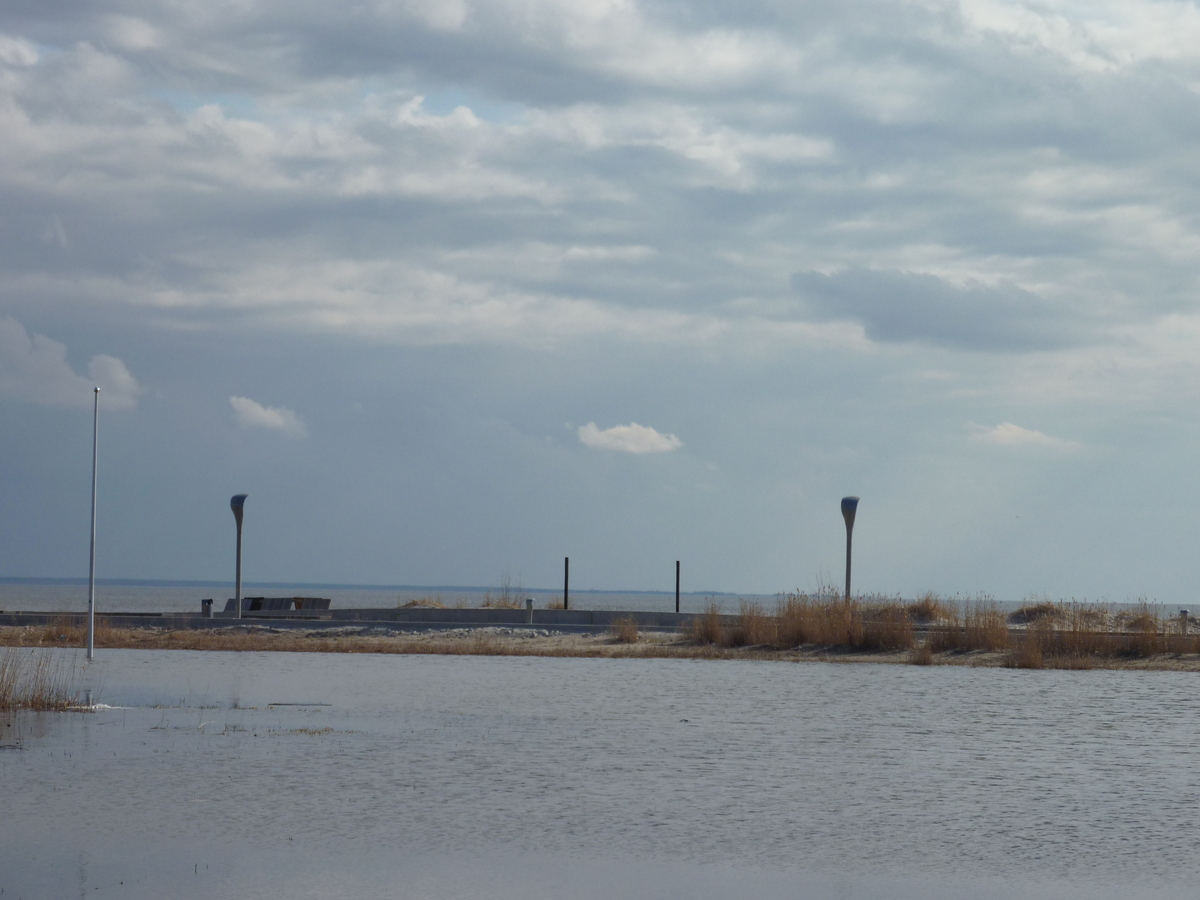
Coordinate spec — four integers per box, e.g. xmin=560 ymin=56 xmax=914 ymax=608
xmin=4 ymin=596 xmax=1200 ymax=670
xmin=688 ymin=595 xmax=1200 ymax=669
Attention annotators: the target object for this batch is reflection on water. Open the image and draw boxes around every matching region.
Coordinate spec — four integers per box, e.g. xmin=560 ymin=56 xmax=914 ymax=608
xmin=3 ymin=650 xmax=1198 ymax=899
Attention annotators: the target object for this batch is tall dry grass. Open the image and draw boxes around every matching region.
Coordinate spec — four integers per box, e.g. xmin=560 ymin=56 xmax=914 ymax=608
xmin=0 ymin=651 xmax=16 ymax=707
xmin=998 ymin=601 xmax=1200 ymax=667
xmin=610 ymin=616 xmax=640 ymax=643
xmin=1115 ymin=602 xmax=1166 ymax=657
xmin=775 ymin=595 xmax=861 ymax=646
xmin=686 ymin=595 xmax=914 ymax=652
xmin=1045 ymin=602 xmax=1114 ymax=659
xmin=1005 ymin=629 xmax=1047 ymax=669
xmin=1005 ymin=621 xmax=1096 ymax=669
xmin=860 ymin=604 xmax=914 ymax=651
xmin=1008 ymin=601 xmax=1060 ymax=625
xmin=906 ymin=593 xmax=946 ymax=623
xmin=0 ymin=648 xmax=82 ymax=710
xmin=7 ymin=593 xmax=1199 ymax=668
xmin=926 ymin=601 xmax=1009 ymax=653
xmin=964 ymin=603 xmax=1009 ymax=651
xmin=481 ymin=572 xmax=524 ymax=608
xmin=4 ymin=614 xmax=1200 ymax=667
xmin=28 ymin=614 xmax=119 ymax=649
xmin=686 ymin=603 xmax=726 ymax=645
xmin=398 ymin=597 xmax=446 ymax=609
xmin=721 ymin=602 xmax=775 ymax=648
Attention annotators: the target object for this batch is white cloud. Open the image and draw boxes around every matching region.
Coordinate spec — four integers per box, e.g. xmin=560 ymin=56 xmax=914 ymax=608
xmin=0 ymin=316 xmax=141 ymax=409
xmin=5 ymin=7 xmax=1198 ymax=360
xmin=87 ymin=355 xmax=140 ymax=407
xmin=578 ymin=421 xmax=682 ymax=454
xmin=0 ymin=35 xmax=38 ymax=67
xmin=957 ymin=0 xmax=1200 ymax=72
xmin=403 ymin=0 xmax=468 ymax=32
xmin=230 ymin=395 xmax=307 ymax=437
xmin=101 ymin=16 xmax=161 ymax=52
xmin=968 ymin=422 xmax=1079 ymax=451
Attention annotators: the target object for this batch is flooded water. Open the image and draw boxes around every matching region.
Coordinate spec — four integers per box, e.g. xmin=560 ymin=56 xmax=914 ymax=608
xmin=3 ymin=649 xmax=1199 ymax=899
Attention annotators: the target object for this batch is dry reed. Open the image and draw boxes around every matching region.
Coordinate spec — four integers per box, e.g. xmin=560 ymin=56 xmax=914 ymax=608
xmin=906 ymin=593 xmax=946 ymax=623
xmin=1108 ymin=602 xmax=1167 ymax=657
xmin=6 ymin=593 xmax=1200 ymax=669
xmin=398 ymin=598 xmax=446 ymax=609
xmin=1005 ymin=630 xmax=1046 ymax=669
xmin=1008 ymin=601 xmax=1060 ymax=625
xmin=773 ymin=594 xmax=914 ymax=651
xmin=11 ymin=615 xmax=118 ymax=650
xmin=0 ymin=651 xmax=16 ymax=707
xmin=1005 ymin=622 xmax=1094 ymax=669
xmin=964 ymin=603 xmax=1009 ymax=651
xmin=3 ymin=622 xmax=1200 ymax=668
xmin=926 ymin=601 xmax=1008 ymax=653
xmin=774 ymin=595 xmax=858 ymax=646
xmin=997 ymin=600 xmax=1200 ymax=667
xmin=860 ymin=604 xmax=914 ymax=651
xmin=722 ymin=602 xmax=776 ymax=648
xmin=687 ymin=603 xmax=726 ymax=645
xmin=610 ymin=616 xmax=640 ymax=643
xmin=0 ymin=648 xmax=82 ymax=710
xmin=482 ymin=572 xmax=524 ymax=608
xmin=685 ymin=595 xmax=916 ymax=652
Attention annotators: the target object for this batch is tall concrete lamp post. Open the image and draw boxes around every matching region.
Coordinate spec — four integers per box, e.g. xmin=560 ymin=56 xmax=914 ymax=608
xmin=230 ymin=494 xmax=248 ymax=619
xmin=841 ymin=496 xmax=859 ymax=602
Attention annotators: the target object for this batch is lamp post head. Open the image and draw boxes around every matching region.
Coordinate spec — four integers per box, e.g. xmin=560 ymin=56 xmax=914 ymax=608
xmin=230 ymin=493 xmax=248 ymax=527
xmin=841 ymin=496 xmax=859 ymax=530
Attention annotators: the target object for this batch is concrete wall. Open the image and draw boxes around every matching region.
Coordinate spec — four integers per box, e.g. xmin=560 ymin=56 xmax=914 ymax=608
xmin=328 ymin=607 xmax=718 ymax=628
xmin=0 ymin=608 xmax=733 ymax=633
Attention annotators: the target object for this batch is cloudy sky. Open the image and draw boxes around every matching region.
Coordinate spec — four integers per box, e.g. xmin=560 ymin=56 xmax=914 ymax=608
xmin=4 ymin=0 xmax=1200 ymax=603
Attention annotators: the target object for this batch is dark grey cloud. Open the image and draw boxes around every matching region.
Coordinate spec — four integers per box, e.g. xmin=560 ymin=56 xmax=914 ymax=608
xmin=6 ymin=1 xmax=1200 ymax=604
xmin=791 ymin=268 xmax=1083 ymax=352
xmin=4 ymin=1 xmax=1197 ymax=339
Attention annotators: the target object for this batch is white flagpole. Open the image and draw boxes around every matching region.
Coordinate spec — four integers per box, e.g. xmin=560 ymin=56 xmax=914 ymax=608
xmin=87 ymin=387 xmax=99 ymax=660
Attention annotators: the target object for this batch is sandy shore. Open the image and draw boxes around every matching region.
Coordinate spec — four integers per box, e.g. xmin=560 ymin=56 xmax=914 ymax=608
xmin=4 ymin=624 xmax=1200 ymax=670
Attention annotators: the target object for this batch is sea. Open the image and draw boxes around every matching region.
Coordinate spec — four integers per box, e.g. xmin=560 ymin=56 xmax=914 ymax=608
xmin=2 ymin=643 xmax=1199 ymax=897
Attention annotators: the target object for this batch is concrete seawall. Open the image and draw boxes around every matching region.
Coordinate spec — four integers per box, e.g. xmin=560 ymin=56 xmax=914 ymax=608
xmin=0 ymin=607 xmax=725 ymax=634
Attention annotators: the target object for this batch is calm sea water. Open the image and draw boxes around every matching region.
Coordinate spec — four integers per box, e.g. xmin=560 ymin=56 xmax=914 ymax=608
xmin=3 ymin=649 xmax=1198 ymax=899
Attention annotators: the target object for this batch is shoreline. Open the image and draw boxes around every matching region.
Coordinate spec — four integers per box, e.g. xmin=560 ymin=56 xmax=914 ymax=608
xmin=4 ymin=624 xmax=1200 ymax=670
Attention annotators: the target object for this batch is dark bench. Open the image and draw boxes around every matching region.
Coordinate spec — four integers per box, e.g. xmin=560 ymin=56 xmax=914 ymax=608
xmin=221 ymin=597 xmax=332 ymax=613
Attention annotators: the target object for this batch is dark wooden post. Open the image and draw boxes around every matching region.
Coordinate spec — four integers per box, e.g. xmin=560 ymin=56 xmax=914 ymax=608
xmin=564 ymin=556 xmax=569 ymax=610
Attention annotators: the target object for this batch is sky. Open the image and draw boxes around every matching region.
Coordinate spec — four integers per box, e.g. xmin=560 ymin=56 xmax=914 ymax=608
xmin=4 ymin=1 xmax=1200 ymax=603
